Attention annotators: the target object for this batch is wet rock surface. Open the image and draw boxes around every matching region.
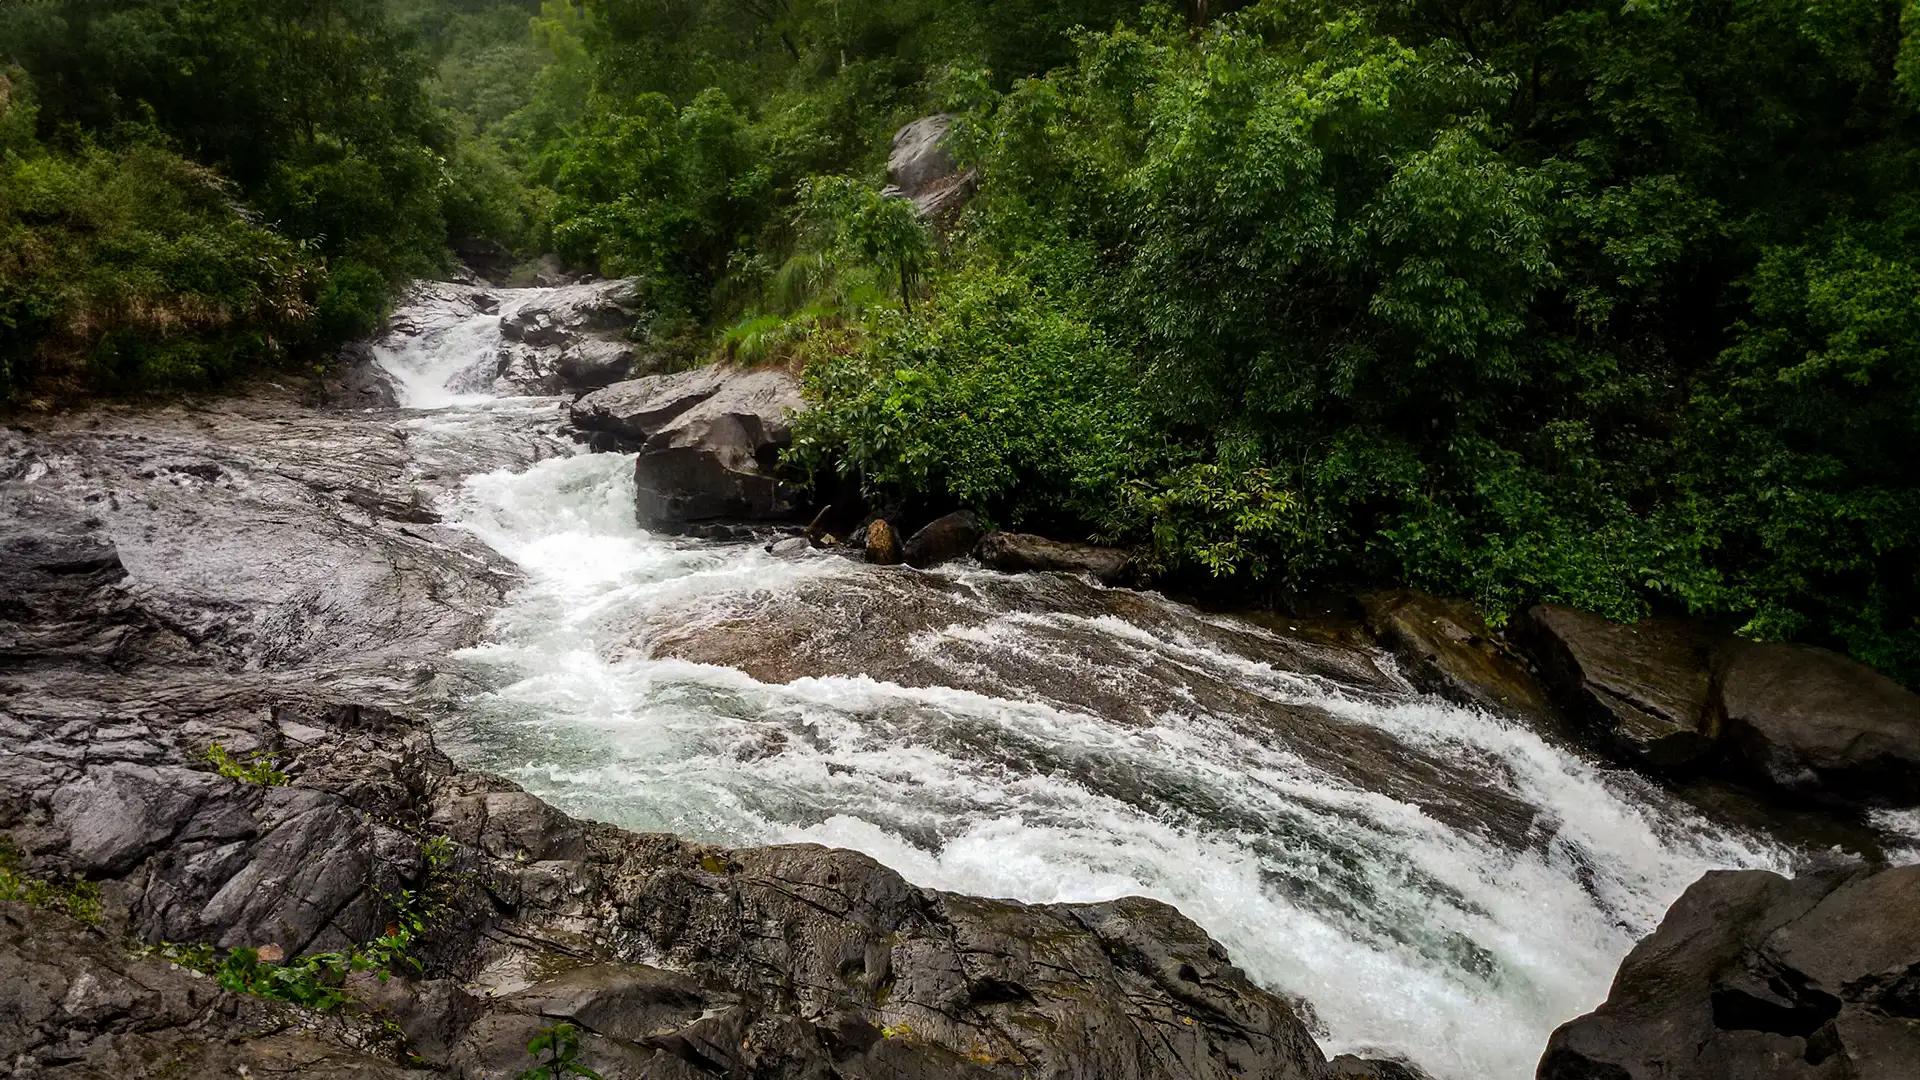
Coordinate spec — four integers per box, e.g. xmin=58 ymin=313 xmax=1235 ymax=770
xmin=1714 ymin=640 xmax=1920 ymax=806
xmin=571 ymin=365 xmax=808 ymax=527
xmin=1361 ymin=591 xmax=1549 ymax=718
xmin=902 ymin=509 xmax=983 ymax=568
xmin=975 ymin=529 xmax=1134 ymax=584
xmin=1517 ymin=604 xmax=1718 ymax=769
xmin=1539 ymin=864 xmax=1920 ymax=1080
xmin=0 ymin=390 xmax=1362 ymax=1079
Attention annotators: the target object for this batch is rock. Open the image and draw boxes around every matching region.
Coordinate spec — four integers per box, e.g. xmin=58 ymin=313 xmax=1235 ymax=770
xmin=902 ymin=510 xmax=982 ymax=568
xmin=1539 ymin=864 xmax=1920 ymax=1079
xmin=883 ymin=114 xmax=977 ymax=219
xmin=0 ymin=903 xmax=428 ymax=1078
xmin=1714 ymin=640 xmax=1920 ymax=806
xmin=326 ymin=342 xmax=400 ymax=409
xmin=864 ymin=518 xmax=901 ymax=565
xmin=572 ymin=365 xmax=808 ymax=528
xmin=1328 ymin=1055 xmax=1438 ymax=1080
xmin=768 ymin=536 xmax=812 ymax=557
xmin=1516 ymin=604 xmax=1717 ymax=769
xmin=975 ymin=530 xmax=1133 ymax=584
xmin=491 ymin=278 xmax=641 ymax=396
xmin=553 ymin=339 xmax=636 ymax=394
xmin=1361 ymin=591 xmax=1549 ymax=717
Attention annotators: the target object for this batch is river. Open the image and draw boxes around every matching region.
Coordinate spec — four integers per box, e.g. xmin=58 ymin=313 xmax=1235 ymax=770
xmin=372 ymin=281 xmax=1797 ymax=1079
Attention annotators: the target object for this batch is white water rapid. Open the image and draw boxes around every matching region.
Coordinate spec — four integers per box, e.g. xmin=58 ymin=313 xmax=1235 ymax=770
xmin=374 ymin=284 xmax=1803 ymax=1080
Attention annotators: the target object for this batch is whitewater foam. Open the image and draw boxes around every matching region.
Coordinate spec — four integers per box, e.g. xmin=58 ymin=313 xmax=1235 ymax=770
xmin=428 ymin=448 xmax=1797 ymax=1080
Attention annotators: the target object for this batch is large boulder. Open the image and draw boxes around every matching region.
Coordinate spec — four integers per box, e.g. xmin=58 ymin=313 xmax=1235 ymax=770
xmin=902 ymin=510 xmax=982 ymax=568
xmin=1516 ymin=605 xmax=1718 ymax=769
xmin=492 ymin=278 xmax=642 ymax=396
xmin=571 ymin=365 xmax=809 ymax=528
xmin=1361 ymin=591 xmax=1549 ymax=717
xmin=1539 ymin=864 xmax=1920 ymax=1080
xmin=975 ymin=530 xmax=1134 ymax=585
xmin=884 ymin=114 xmax=977 ymax=219
xmin=1714 ymin=640 xmax=1920 ymax=806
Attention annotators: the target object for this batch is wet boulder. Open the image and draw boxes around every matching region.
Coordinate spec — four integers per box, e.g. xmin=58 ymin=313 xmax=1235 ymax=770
xmin=571 ymin=365 xmax=808 ymax=528
xmin=491 ymin=278 xmax=642 ymax=396
xmin=1516 ymin=605 xmax=1717 ymax=769
xmin=1362 ymin=591 xmax=1549 ymax=718
xmin=976 ymin=530 xmax=1133 ymax=585
xmin=864 ymin=518 xmax=901 ymax=565
xmin=883 ymin=114 xmax=976 ymax=219
xmin=903 ymin=511 xmax=982 ymax=568
xmin=1714 ymin=640 xmax=1920 ymax=806
xmin=1539 ymin=864 xmax=1920 ymax=1080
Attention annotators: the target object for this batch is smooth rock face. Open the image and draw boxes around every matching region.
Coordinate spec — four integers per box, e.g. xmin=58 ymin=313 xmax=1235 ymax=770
xmin=902 ymin=510 xmax=982 ymax=568
xmin=884 ymin=113 xmax=977 ymax=218
xmin=571 ymin=365 xmax=808 ymax=527
xmin=1539 ymin=865 xmax=1920 ymax=1080
xmin=1518 ymin=604 xmax=1717 ymax=768
xmin=975 ymin=530 xmax=1133 ymax=584
xmin=1715 ymin=640 xmax=1920 ymax=805
xmin=1362 ymin=591 xmax=1549 ymax=718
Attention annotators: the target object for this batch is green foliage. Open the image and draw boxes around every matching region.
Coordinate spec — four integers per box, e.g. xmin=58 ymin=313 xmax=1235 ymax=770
xmin=791 ymin=269 xmax=1155 ymax=529
xmin=516 ymin=1022 xmax=605 ymax=1080
xmin=0 ymin=841 xmax=103 ymax=924
xmin=0 ymin=0 xmax=549 ymax=401
xmin=151 ymin=834 xmax=458 ymax=1012
xmin=203 ymin=742 xmax=290 ymax=787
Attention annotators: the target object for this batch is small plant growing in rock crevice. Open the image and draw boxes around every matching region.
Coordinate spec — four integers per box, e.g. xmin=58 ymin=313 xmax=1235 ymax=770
xmin=0 ymin=841 xmax=102 ymax=924
xmin=149 ymin=833 xmax=457 ymax=1012
xmin=515 ymin=1022 xmax=604 ymax=1080
xmin=204 ymin=742 xmax=289 ymax=786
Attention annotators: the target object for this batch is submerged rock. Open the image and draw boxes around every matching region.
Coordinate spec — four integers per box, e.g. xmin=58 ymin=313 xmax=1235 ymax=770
xmin=975 ymin=530 xmax=1134 ymax=584
xmin=1715 ymin=640 xmax=1920 ymax=806
xmin=902 ymin=510 xmax=983 ymax=568
xmin=1517 ymin=604 xmax=1718 ymax=769
xmin=571 ymin=365 xmax=808 ymax=528
xmin=1361 ymin=590 xmax=1549 ymax=718
xmin=1540 ymin=864 xmax=1920 ymax=1079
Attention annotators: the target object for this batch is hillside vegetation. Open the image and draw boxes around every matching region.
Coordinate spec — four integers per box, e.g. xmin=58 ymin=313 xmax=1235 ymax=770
xmin=2 ymin=0 xmax=1915 ymax=681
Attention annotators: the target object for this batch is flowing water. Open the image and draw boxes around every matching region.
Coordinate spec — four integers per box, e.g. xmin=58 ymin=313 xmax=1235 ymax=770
xmin=373 ymin=284 xmax=1803 ymax=1080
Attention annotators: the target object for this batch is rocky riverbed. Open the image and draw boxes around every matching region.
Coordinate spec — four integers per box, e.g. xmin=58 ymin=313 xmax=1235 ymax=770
xmin=4 ymin=280 xmax=1916 ymax=1080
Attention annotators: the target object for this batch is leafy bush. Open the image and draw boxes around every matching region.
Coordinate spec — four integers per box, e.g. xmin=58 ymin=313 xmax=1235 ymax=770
xmin=203 ymin=742 xmax=290 ymax=787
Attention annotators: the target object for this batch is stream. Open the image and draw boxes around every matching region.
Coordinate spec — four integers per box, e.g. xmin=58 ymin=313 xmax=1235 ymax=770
xmin=372 ymin=282 xmax=1798 ymax=1080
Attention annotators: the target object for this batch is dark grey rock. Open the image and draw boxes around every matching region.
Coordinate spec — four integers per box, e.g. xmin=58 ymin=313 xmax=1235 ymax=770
xmin=1517 ymin=604 xmax=1718 ymax=769
xmin=572 ymin=366 xmax=808 ymax=527
xmin=1539 ymin=864 xmax=1920 ymax=1080
xmin=903 ymin=511 xmax=982 ymax=569
xmin=975 ymin=530 xmax=1133 ymax=584
xmin=1362 ymin=590 xmax=1549 ymax=718
xmin=0 ymin=902 xmax=427 ymax=1078
xmin=1714 ymin=640 xmax=1920 ymax=806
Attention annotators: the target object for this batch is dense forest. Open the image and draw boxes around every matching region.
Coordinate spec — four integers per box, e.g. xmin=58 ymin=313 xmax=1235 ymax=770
xmin=2 ymin=0 xmax=1916 ymax=683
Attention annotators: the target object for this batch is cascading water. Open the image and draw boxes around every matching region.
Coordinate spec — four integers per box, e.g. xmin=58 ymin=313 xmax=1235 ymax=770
xmin=376 ymin=285 xmax=1804 ymax=1080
